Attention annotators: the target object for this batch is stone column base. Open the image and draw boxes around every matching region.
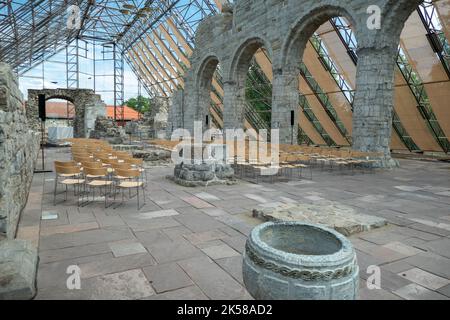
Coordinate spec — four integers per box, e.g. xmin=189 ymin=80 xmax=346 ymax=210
xmin=366 ymin=156 xmax=400 ymax=169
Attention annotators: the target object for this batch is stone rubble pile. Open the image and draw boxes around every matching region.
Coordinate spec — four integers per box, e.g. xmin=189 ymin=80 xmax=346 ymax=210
xmin=89 ymin=116 xmax=127 ymax=144
xmin=125 ymin=97 xmax=168 ymax=139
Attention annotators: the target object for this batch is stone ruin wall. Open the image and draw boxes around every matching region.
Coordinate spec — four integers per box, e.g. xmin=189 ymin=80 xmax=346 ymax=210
xmin=0 ymin=63 xmax=40 ymax=239
xmin=26 ymin=88 xmax=106 ymax=138
xmin=126 ymin=97 xmax=170 ymax=139
xmin=167 ymin=0 xmax=423 ymax=167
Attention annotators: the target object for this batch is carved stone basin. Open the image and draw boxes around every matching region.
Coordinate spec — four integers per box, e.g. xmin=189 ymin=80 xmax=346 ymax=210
xmin=243 ymin=222 xmax=359 ymax=300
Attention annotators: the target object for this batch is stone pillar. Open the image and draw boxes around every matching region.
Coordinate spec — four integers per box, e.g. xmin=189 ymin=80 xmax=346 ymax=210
xmin=183 ymin=89 xmax=197 ymax=136
xmin=167 ymin=90 xmax=183 ymax=138
xmin=223 ymin=80 xmax=244 ymax=131
xmin=271 ymin=67 xmax=299 ymax=145
xmin=198 ymin=83 xmax=212 ymax=131
xmin=352 ymin=45 xmax=399 ymax=167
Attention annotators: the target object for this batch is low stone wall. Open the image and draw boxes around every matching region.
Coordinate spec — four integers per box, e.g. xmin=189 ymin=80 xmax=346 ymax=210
xmin=0 ymin=63 xmax=40 ymax=239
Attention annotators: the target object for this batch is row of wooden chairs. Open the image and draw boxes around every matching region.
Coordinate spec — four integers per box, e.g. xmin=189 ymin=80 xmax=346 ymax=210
xmin=54 ymin=139 xmax=147 ymax=209
xmin=54 ymin=160 xmax=146 ymax=209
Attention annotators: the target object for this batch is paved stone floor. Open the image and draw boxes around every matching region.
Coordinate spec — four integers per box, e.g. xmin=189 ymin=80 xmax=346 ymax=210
xmin=18 ymin=148 xmax=450 ymax=300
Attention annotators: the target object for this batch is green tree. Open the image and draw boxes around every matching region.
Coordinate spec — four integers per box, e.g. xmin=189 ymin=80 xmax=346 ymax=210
xmin=124 ymin=95 xmax=152 ymax=114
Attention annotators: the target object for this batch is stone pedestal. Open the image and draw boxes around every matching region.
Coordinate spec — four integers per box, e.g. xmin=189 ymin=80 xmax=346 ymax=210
xmin=0 ymin=240 xmax=38 ymax=300
xmin=171 ymin=162 xmax=235 ymax=187
xmin=169 ymin=142 xmax=235 ymax=186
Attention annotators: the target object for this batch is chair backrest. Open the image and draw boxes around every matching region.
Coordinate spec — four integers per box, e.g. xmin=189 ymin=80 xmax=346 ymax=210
xmin=81 ymin=161 xmax=102 ymax=169
xmin=114 ymin=151 xmax=130 ymax=157
xmin=71 ymin=147 xmax=87 ymax=153
xmin=102 ymin=157 xmax=119 ymax=165
xmin=55 ymin=164 xmax=81 ymax=175
xmin=125 ymin=157 xmax=143 ymax=166
xmin=83 ymin=166 xmax=108 ymax=177
xmin=54 ymin=160 xmax=77 ymax=167
xmin=112 ymin=162 xmax=132 ymax=170
xmin=93 ymin=153 xmax=110 ymax=161
xmin=72 ymin=148 xmax=90 ymax=154
xmin=74 ymin=155 xmax=92 ymax=162
xmin=114 ymin=168 xmax=140 ymax=179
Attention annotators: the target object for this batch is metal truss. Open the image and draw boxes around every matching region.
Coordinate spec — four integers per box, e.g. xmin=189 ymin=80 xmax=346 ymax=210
xmin=113 ymin=43 xmax=124 ymax=122
xmin=310 ymin=33 xmax=354 ymax=108
xmin=298 ymin=93 xmax=336 ymax=146
xmin=417 ymin=0 xmax=450 ymax=79
xmin=397 ymin=45 xmax=450 ymax=153
xmin=299 ymin=62 xmax=351 ymax=145
xmin=0 ymin=0 xmax=88 ymax=73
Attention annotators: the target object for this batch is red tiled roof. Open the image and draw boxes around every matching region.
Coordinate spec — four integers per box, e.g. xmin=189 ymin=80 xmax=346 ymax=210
xmin=106 ymin=105 xmax=141 ymax=121
xmin=25 ymin=101 xmax=141 ymax=121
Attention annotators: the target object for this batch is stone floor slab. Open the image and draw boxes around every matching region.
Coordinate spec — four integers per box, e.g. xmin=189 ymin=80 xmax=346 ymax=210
xmin=201 ymin=244 xmax=240 ymax=260
xmin=398 ymin=268 xmax=450 ymax=290
xmin=87 ymin=269 xmax=155 ymax=300
xmin=177 ymin=255 xmax=247 ymax=300
xmin=382 ymin=241 xmax=423 ymax=257
xmin=146 ymin=285 xmax=208 ymax=300
xmin=195 ymin=192 xmax=220 ymax=201
xmin=142 ymin=263 xmax=193 ymax=293
xmin=39 ymin=242 xmax=111 ymax=264
xmin=40 ymin=221 xmax=99 ymax=237
xmin=79 ymin=253 xmax=156 ymax=279
xmin=216 ymin=256 xmax=244 ymax=285
xmin=393 ymin=283 xmax=448 ymax=300
xmin=134 ymin=209 xmax=180 ymax=219
xmin=181 ymin=196 xmax=214 ymax=209
xmin=109 ymin=240 xmax=147 ymax=258
xmin=183 ymin=229 xmax=228 ymax=245
xmin=146 ymin=239 xmax=203 ymax=264
xmin=424 ymin=238 xmax=450 ymax=259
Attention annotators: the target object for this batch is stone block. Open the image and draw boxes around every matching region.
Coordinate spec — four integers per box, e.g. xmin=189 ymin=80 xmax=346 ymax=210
xmin=253 ymin=202 xmax=387 ymax=236
xmin=0 ymin=240 xmax=38 ymax=300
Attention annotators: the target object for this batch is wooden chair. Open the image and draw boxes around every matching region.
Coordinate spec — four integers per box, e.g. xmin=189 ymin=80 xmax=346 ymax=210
xmin=53 ymin=165 xmax=84 ymax=205
xmin=81 ymin=161 xmax=103 ymax=169
xmin=73 ymin=155 xmax=93 ymax=165
xmin=113 ymin=168 xmax=146 ymax=210
xmin=54 ymin=160 xmax=78 ymax=169
xmin=123 ymin=157 xmax=147 ymax=183
xmin=81 ymin=167 xmax=113 ymax=208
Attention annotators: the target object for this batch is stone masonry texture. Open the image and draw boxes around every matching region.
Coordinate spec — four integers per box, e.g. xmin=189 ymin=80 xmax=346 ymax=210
xmin=166 ymin=0 xmax=423 ymax=167
xmin=0 ymin=63 xmax=40 ymax=239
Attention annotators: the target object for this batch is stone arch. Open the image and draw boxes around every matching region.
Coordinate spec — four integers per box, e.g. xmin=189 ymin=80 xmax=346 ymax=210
xmin=225 ymin=36 xmax=272 ymax=130
xmin=26 ymin=88 xmax=106 ymax=138
xmin=282 ymin=5 xmax=358 ymax=71
xmin=378 ymin=0 xmax=424 ymax=49
xmin=44 ymin=94 xmax=75 ymax=104
xmin=195 ymin=55 xmax=221 ymax=129
xmin=274 ymin=5 xmax=358 ymax=144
